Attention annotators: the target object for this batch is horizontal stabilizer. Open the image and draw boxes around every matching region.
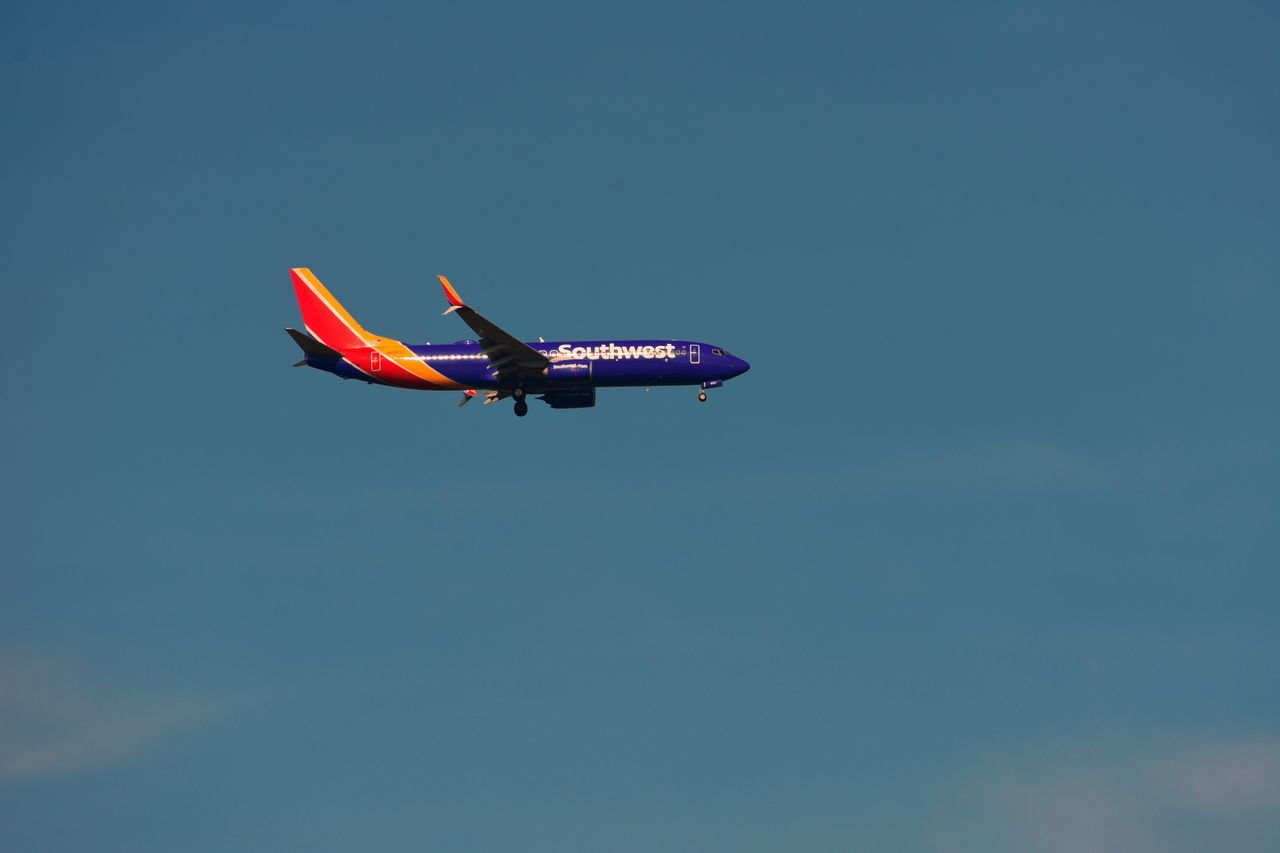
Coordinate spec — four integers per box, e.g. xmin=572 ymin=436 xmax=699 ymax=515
xmin=285 ymin=327 xmax=343 ymax=362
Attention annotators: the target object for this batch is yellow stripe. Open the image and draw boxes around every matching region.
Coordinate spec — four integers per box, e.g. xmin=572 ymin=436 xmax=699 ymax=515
xmin=294 ymin=267 xmax=468 ymax=389
xmin=373 ymin=339 xmax=468 ymax=389
xmin=292 ymin=268 xmax=370 ymax=339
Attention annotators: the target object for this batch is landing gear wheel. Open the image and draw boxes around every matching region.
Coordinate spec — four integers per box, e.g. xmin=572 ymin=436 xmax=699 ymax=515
xmin=513 ymin=387 xmax=526 ymax=399
xmin=698 ymin=392 xmax=708 ymax=402
xmin=514 ymin=399 xmax=529 ymax=417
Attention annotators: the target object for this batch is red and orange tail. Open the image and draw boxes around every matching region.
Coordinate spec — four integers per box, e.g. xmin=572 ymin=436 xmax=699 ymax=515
xmin=289 ymin=267 xmax=370 ymax=351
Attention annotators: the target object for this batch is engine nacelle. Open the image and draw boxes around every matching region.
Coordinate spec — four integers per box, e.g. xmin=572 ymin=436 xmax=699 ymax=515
xmin=543 ymin=360 xmax=592 ymax=383
xmin=539 ymin=388 xmax=596 ymax=408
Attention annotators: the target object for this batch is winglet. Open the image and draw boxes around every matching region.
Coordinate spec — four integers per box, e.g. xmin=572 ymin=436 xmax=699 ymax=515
xmin=439 ymin=275 xmax=465 ymax=307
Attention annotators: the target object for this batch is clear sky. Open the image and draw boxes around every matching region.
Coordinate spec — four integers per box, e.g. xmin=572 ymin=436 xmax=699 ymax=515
xmin=4 ymin=1 xmax=1277 ymax=850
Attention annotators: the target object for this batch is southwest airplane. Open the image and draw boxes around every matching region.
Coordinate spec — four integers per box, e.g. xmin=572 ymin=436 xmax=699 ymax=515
xmin=285 ymin=268 xmax=750 ymax=416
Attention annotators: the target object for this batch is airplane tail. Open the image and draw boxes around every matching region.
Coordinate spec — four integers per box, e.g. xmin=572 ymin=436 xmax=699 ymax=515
xmin=289 ymin=267 xmax=371 ymax=350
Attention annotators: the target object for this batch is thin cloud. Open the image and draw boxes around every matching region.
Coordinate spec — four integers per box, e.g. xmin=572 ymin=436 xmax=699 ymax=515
xmin=0 ymin=649 xmax=225 ymax=782
xmin=932 ymin=735 xmax=1280 ymax=852
xmin=1161 ymin=735 xmax=1280 ymax=816
xmin=873 ymin=439 xmax=1112 ymax=493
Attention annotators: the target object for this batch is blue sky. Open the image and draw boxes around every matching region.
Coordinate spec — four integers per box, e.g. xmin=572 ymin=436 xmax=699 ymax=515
xmin=4 ymin=1 xmax=1278 ymax=850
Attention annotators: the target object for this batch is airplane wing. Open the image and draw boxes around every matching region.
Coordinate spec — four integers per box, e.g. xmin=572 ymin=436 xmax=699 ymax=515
xmin=438 ymin=276 xmax=549 ymax=378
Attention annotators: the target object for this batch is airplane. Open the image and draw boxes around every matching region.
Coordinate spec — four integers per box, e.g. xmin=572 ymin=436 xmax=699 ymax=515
xmin=284 ymin=268 xmax=749 ymax=416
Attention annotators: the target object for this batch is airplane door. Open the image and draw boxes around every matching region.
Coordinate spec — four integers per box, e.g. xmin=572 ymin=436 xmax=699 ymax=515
xmin=370 ymin=350 xmax=382 ymax=371
xmin=690 ymin=344 xmax=700 ymax=364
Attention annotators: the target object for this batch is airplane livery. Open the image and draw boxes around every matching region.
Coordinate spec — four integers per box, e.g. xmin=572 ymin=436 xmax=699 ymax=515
xmin=285 ymin=268 xmax=750 ymax=416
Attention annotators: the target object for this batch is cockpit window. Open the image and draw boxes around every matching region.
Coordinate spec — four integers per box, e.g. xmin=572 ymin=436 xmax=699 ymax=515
xmin=712 ymin=348 xmax=728 ymax=356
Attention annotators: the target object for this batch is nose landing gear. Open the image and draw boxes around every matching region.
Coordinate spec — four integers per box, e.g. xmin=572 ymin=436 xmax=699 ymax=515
xmin=698 ymin=392 xmax=708 ymax=402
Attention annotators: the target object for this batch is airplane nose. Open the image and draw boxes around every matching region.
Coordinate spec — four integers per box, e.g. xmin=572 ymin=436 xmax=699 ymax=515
xmin=732 ymin=357 xmax=750 ymax=377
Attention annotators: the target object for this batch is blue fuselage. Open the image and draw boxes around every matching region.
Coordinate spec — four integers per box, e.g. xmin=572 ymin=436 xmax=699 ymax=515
xmin=321 ymin=339 xmax=750 ymax=393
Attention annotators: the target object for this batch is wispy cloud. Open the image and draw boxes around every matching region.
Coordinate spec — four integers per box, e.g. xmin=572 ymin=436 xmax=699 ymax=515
xmin=0 ymin=649 xmax=225 ymax=782
xmin=932 ymin=736 xmax=1280 ymax=852
xmin=1161 ymin=736 xmax=1280 ymax=816
xmin=870 ymin=439 xmax=1112 ymax=493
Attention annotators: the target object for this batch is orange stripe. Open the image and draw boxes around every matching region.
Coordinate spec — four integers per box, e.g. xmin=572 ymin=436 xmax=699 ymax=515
xmin=290 ymin=268 xmax=367 ymax=350
xmin=291 ymin=268 xmax=470 ymax=390
xmin=371 ymin=338 xmax=468 ymax=389
xmin=438 ymin=275 xmax=464 ymax=306
xmin=292 ymin=268 xmax=367 ymax=332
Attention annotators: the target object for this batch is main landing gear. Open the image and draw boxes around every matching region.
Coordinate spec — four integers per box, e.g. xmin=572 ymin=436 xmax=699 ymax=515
xmin=513 ymin=386 xmax=528 ymax=417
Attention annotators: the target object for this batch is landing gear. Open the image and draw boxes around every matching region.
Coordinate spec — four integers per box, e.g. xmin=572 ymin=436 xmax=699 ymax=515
xmin=513 ymin=387 xmax=526 ymax=400
xmin=514 ymin=399 xmax=529 ymax=417
xmin=698 ymin=391 xmax=708 ymax=402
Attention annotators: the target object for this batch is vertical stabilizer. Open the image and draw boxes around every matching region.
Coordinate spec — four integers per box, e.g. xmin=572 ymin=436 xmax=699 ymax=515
xmin=289 ymin=267 xmax=370 ymax=350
